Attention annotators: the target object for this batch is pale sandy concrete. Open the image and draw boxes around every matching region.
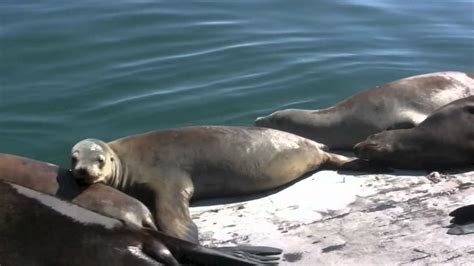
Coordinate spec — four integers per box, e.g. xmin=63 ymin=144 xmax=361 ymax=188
xmin=191 ymin=170 xmax=474 ymax=265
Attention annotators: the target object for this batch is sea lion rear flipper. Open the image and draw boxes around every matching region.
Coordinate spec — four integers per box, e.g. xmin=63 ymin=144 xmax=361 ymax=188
xmin=142 ymin=238 xmax=180 ymax=265
xmin=148 ymin=230 xmax=282 ymax=265
xmin=152 ymin=171 xmax=199 ymax=244
xmin=215 ymin=246 xmax=283 ymax=256
xmin=322 ymin=153 xmax=390 ymax=173
xmin=213 ymin=246 xmax=282 ymax=263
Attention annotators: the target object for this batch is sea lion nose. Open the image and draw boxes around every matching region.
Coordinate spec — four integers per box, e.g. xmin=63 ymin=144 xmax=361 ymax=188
xmin=254 ymin=116 xmax=264 ymax=125
xmin=353 ymin=142 xmax=378 ymax=159
xmin=74 ymin=167 xmax=89 ymax=178
xmin=353 ymin=142 xmax=363 ymax=155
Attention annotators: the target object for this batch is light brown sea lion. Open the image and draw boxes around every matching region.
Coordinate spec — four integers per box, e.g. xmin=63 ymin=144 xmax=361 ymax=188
xmin=0 ymin=153 xmax=156 ymax=230
xmin=353 ymin=96 xmax=474 ymax=169
xmin=255 ymin=71 xmax=474 ymax=150
xmin=0 ymin=180 xmax=282 ymax=265
xmin=70 ymin=126 xmax=381 ymax=243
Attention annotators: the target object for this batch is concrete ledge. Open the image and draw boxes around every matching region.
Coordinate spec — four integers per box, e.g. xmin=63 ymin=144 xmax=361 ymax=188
xmin=191 ymin=170 xmax=474 ymax=265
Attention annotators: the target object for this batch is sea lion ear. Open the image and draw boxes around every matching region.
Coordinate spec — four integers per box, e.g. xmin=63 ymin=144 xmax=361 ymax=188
xmin=110 ymin=157 xmax=114 ymax=162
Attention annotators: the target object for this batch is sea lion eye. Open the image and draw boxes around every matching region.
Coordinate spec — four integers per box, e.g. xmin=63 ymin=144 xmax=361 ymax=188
xmin=97 ymin=156 xmax=105 ymax=165
xmin=71 ymin=154 xmax=78 ymax=165
xmin=98 ymin=155 xmax=107 ymax=167
xmin=274 ymin=115 xmax=285 ymax=125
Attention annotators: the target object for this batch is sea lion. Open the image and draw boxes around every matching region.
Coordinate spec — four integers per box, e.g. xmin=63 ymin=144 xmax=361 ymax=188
xmin=0 ymin=154 xmax=282 ymax=263
xmin=0 ymin=153 xmax=156 ymax=230
xmin=353 ymin=96 xmax=474 ymax=169
xmin=70 ymin=126 xmax=381 ymax=243
xmin=0 ymin=180 xmax=282 ymax=265
xmin=255 ymin=71 xmax=474 ymax=150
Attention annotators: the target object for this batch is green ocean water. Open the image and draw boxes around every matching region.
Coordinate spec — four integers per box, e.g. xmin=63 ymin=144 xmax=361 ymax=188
xmin=1 ymin=0 xmax=473 ymax=166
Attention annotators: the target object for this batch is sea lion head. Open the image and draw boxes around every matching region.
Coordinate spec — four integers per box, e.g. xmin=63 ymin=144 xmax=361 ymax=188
xmin=353 ymin=129 xmax=419 ymax=167
xmin=255 ymin=109 xmax=311 ymax=131
xmin=353 ymin=133 xmax=395 ymax=162
xmin=70 ymin=139 xmax=116 ymax=185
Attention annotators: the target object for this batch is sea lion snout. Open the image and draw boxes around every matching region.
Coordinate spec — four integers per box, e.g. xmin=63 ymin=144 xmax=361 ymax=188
xmin=73 ymin=167 xmax=89 ymax=178
xmin=254 ymin=116 xmax=269 ymax=126
xmin=71 ymin=166 xmax=97 ymax=184
xmin=353 ymin=141 xmax=390 ymax=160
xmin=255 ymin=111 xmax=289 ymax=127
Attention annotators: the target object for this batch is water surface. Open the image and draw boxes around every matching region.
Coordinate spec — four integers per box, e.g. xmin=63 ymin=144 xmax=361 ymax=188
xmin=1 ymin=0 xmax=473 ymax=165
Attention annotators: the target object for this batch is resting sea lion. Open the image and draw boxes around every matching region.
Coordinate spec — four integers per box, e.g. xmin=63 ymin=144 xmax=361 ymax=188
xmin=0 ymin=154 xmax=283 ymax=265
xmin=255 ymin=71 xmax=474 ymax=150
xmin=70 ymin=126 xmax=380 ymax=243
xmin=0 ymin=180 xmax=282 ymax=265
xmin=0 ymin=153 xmax=156 ymax=229
xmin=353 ymin=96 xmax=474 ymax=169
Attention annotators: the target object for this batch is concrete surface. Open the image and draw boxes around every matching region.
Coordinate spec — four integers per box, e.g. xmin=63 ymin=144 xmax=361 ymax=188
xmin=191 ymin=170 xmax=474 ymax=265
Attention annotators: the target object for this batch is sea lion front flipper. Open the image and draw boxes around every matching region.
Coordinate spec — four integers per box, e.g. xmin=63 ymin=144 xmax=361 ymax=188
xmin=152 ymin=170 xmax=199 ymax=244
xmin=386 ymin=110 xmax=426 ymax=130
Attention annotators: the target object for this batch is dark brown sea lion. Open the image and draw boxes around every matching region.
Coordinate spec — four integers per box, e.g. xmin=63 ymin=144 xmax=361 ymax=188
xmin=0 ymin=180 xmax=282 ymax=265
xmin=70 ymin=126 xmax=381 ymax=243
xmin=255 ymin=72 xmax=474 ymax=150
xmin=353 ymin=96 xmax=474 ymax=169
xmin=0 ymin=181 xmax=177 ymax=266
